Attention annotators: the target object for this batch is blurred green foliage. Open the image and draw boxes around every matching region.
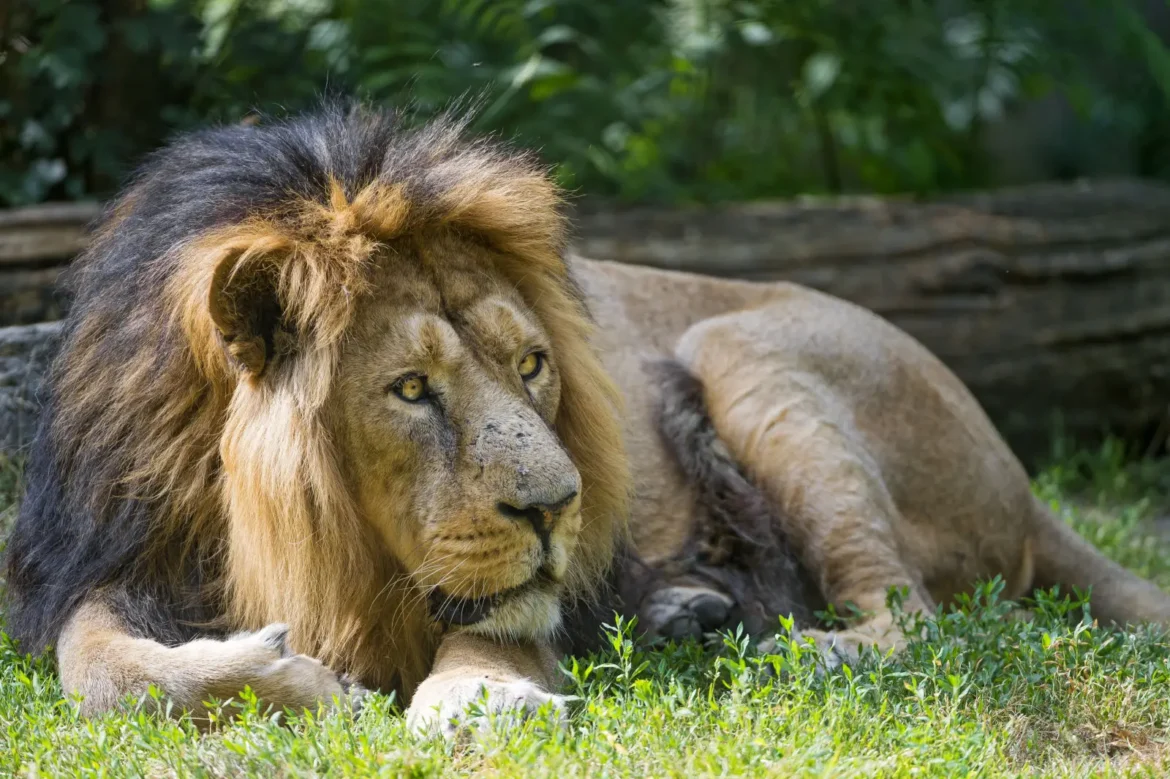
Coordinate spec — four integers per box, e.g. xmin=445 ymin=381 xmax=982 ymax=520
xmin=3 ymin=0 xmax=1170 ymax=206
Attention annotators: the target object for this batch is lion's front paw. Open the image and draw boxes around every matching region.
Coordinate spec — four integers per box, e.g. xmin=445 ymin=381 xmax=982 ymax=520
xmin=207 ymin=623 xmax=367 ymax=715
xmin=406 ymin=674 xmax=571 ymax=739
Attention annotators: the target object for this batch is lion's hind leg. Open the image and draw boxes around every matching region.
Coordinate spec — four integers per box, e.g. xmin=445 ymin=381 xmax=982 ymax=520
xmin=57 ymin=596 xmax=363 ymax=722
xmin=674 ymin=314 xmax=933 ymax=666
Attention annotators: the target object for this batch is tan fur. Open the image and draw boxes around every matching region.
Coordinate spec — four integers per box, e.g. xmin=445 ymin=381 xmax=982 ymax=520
xmin=577 ymin=258 xmax=1170 ymax=662
xmin=407 ymin=632 xmax=566 ymax=737
xmin=58 ymin=599 xmax=349 ymax=722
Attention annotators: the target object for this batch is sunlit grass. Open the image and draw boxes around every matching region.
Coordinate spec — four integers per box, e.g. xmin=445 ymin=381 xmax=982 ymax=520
xmin=2 ymin=442 xmax=1170 ymax=777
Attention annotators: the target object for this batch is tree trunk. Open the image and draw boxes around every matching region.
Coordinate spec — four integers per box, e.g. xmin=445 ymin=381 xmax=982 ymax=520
xmin=3 ymin=179 xmax=1170 ymax=465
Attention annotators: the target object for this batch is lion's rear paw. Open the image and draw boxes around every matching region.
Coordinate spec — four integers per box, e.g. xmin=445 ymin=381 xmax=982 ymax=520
xmin=641 ymin=585 xmax=734 ymax=640
xmin=792 ymin=628 xmax=863 ymax=671
xmin=758 ymin=623 xmax=907 ymax=674
xmin=789 ymin=625 xmax=905 ymax=672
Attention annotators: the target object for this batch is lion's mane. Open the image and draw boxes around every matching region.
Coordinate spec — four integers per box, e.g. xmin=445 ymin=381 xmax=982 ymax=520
xmin=6 ymin=103 xmax=630 ymax=694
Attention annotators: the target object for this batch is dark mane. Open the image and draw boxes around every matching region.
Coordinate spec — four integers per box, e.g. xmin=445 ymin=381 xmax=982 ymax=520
xmin=650 ymin=359 xmax=819 ymax=633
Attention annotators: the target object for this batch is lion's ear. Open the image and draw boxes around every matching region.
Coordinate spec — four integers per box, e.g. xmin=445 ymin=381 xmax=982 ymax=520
xmin=208 ymin=251 xmax=284 ymax=376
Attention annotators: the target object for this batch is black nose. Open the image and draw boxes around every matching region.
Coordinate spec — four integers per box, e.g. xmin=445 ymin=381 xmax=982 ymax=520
xmin=497 ymin=489 xmax=578 ymax=550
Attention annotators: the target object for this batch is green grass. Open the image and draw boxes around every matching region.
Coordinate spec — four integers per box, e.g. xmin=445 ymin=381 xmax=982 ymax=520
xmin=3 ymin=443 xmax=1170 ymax=777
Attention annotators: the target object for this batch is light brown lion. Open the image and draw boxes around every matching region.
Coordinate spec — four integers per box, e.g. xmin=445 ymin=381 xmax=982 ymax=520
xmin=7 ymin=105 xmax=1169 ymax=736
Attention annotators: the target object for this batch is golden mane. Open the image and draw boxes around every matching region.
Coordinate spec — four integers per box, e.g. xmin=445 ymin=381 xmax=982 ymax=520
xmin=29 ymin=106 xmax=629 ymax=695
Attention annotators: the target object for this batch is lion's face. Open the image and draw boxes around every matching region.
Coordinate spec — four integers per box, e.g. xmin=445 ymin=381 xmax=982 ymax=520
xmin=332 ymin=231 xmax=583 ymax=638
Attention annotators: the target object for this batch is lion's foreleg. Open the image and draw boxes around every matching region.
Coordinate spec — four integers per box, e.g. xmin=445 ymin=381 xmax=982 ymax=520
xmin=405 ymin=631 xmax=569 ymax=738
xmin=57 ymin=596 xmax=360 ymax=720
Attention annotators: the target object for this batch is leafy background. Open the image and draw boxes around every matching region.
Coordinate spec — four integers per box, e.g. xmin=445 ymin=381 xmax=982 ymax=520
xmin=4 ymin=0 xmax=1170 ymax=207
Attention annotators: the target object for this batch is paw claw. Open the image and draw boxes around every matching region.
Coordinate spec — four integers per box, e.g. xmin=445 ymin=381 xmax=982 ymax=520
xmin=256 ymin=623 xmax=292 ymax=656
xmin=339 ymin=674 xmax=371 ymax=713
xmin=341 ymin=678 xmax=370 ymax=715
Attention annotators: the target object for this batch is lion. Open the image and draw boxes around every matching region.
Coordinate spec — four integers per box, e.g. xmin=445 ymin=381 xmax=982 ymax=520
xmin=6 ymin=104 xmax=1170 ymax=737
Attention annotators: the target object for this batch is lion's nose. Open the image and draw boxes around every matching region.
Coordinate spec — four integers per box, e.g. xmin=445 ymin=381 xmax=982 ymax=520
xmin=496 ymin=488 xmax=578 ymax=550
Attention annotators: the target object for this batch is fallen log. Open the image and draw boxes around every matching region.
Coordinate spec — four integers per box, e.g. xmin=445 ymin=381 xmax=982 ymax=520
xmin=0 ymin=202 xmax=100 ymax=327
xmin=0 ymin=321 xmax=61 ymax=459
xmin=2 ymin=179 xmax=1169 ymax=465
xmin=572 ymin=179 xmax=1170 ymax=465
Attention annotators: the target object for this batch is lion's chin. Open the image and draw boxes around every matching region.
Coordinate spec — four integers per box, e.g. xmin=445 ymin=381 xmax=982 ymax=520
xmin=428 ymin=574 xmax=562 ymax=641
xmin=464 ymin=586 xmax=562 ymax=641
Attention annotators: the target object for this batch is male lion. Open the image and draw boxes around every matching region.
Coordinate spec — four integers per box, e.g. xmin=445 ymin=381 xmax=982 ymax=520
xmin=7 ymin=105 xmax=1170 ymax=736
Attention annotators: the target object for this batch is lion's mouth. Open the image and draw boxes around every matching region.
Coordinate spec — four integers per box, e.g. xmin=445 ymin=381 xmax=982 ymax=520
xmin=427 ymin=569 xmax=557 ymax=627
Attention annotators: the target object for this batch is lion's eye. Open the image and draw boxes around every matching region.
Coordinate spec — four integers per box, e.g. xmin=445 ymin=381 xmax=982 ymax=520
xmin=390 ymin=374 xmax=429 ymax=403
xmin=518 ymin=351 xmax=543 ymax=381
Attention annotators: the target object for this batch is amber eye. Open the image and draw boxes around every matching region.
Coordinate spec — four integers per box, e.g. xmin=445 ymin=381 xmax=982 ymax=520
xmin=518 ymin=351 xmax=543 ymax=380
xmin=391 ymin=374 xmax=428 ymax=403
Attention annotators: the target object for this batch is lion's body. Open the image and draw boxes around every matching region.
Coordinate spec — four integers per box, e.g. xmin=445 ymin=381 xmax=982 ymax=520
xmin=7 ymin=106 xmax=1170 ymax=732
xmin=582 ymin=257 xmax=1033 ymax=605
xmin=581 ymin=257 xmax=1170 ymax=651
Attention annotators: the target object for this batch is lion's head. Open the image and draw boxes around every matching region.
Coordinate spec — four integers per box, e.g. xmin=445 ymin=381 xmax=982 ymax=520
xmin=15 ymin=103 xmax=629 ymax=696
xmin=332 ymin=232 xmax=589 ymax=636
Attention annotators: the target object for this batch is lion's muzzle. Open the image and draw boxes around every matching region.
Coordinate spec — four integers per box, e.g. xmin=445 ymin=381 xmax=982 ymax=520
xmin=413 ymin=393 xmax=585 ymax=636
xmin=496 ymin=487 xmax=579 ymax=554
